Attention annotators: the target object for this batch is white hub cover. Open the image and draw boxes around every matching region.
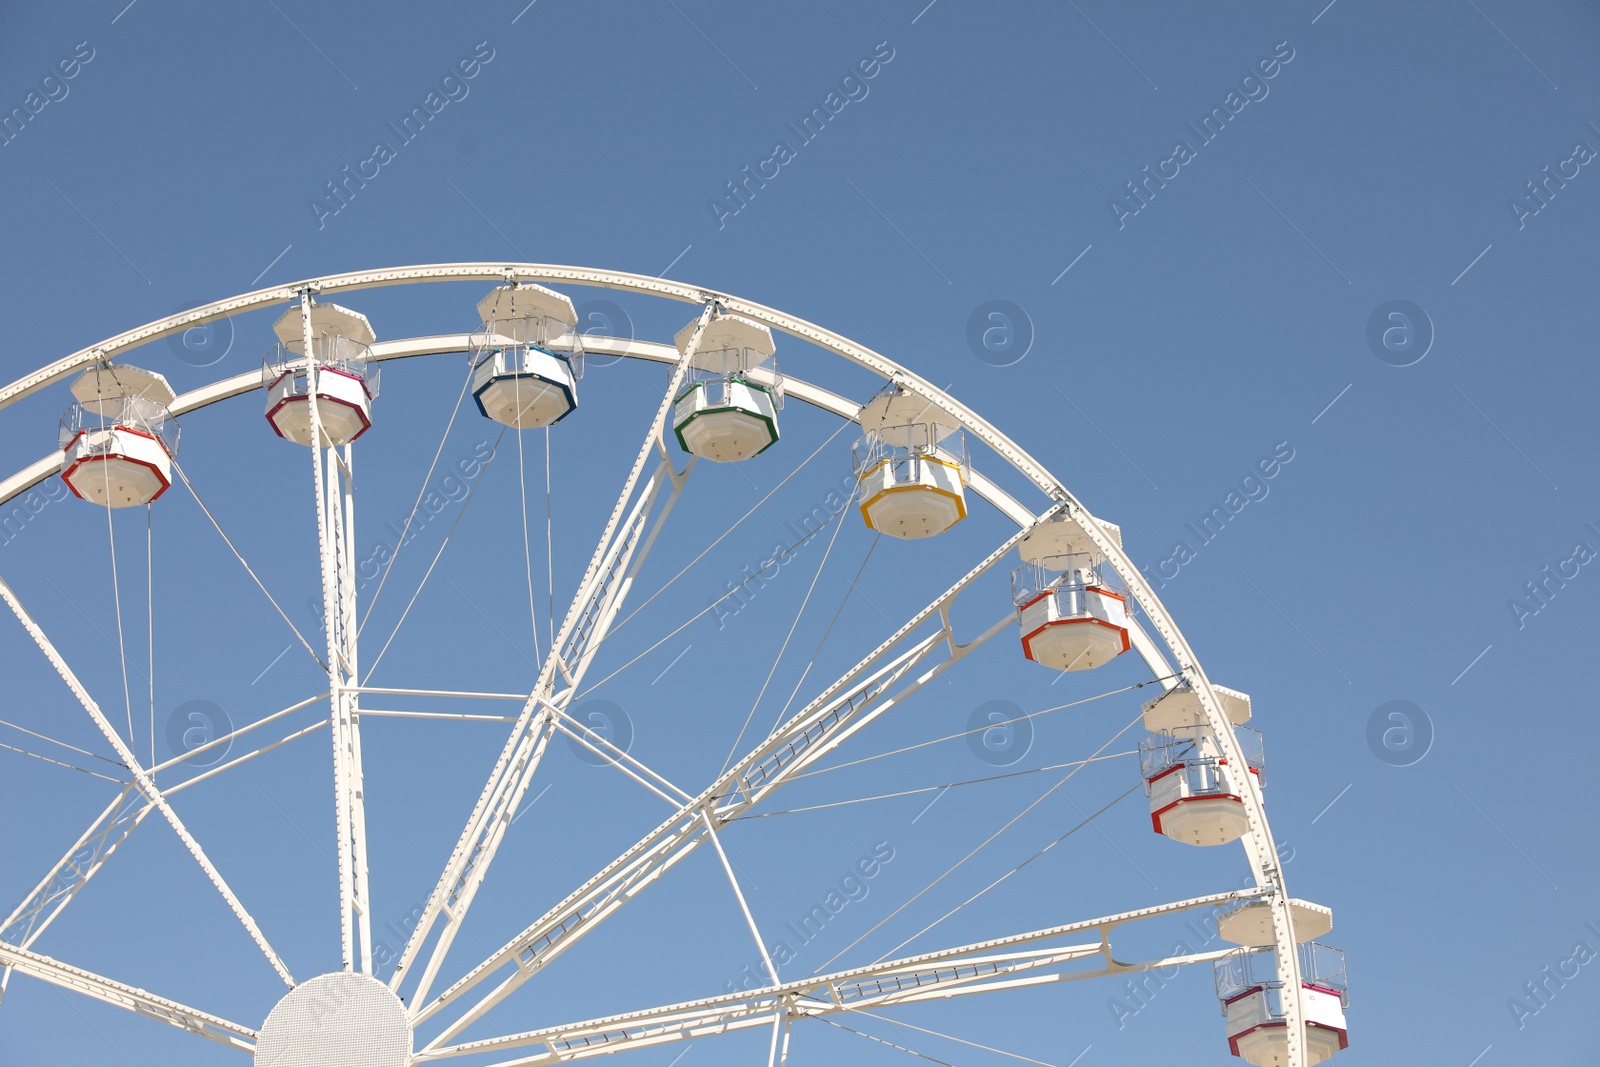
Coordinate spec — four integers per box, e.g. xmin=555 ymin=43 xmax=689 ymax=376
xmin=254 ymin=972 xmax=410 ymax=1067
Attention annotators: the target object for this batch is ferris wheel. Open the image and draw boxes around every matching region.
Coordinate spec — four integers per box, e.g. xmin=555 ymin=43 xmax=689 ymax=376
xmin=0 ymin=265 xmax=1348 ymax=1067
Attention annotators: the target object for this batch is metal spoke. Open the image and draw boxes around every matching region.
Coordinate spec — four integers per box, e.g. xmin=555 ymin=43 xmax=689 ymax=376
xmin=390 ymin=304 xmax=711 ymax=1010
xmin=0 ymin=569 xmax=294 ymax=988
xmin=701 ymin=809 xmax=779 ymax=987
xmin=147 ymin=692 xmax=327 ymax=775
xmin=297 ymin=298 xmax=374 ymax=976
xmin=417 ymin=890 xmax=1265 ymax=1065
xmin=0 ymin=787 xmax=153 ymax=1002
xmin=413 ymin=520 xmax=1041 ymax=1047
xmin=0 ymin=265 xmax=1319 ymax=1064
xmin=162 ymin=719 xmax=328 ymax=796
xmin=548 ymin=710 xmax=691 ymax=807
xmin=0 ymin=938 xmax=255 ymax=1053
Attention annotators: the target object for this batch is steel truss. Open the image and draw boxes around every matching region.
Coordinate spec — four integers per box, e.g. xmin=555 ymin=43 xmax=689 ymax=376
xmin=0 ymin=938 xmax=255 ymax=1053
xmin=0 ymin=265 xmax=1316 ymax=1065
xmin=412 ymin=518 xmax=1038 ymax=1048
xmin=299 ymin=292 xmax=374 ymax=974
xmin=416 ymin=890 xmax=1269 ymax=1066
xmin=0 ymin=570 xmax=294 ymax=988
xmin=389 ymin=304 xmax=709 ymax=1011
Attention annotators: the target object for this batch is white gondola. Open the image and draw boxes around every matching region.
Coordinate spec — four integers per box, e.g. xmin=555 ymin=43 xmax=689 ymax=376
xmin=1141 ymin=724 xmax=1263 ymax=846
xmin=1215 ymin=943 xmax=1350 ymax=1065
xmin=853 ymin=387 xmax=969 ymax=539
xmin=671 ymin=311 xmax=781 ymax=462
xmin=472 ymin=283 xmax=582 ymax=429
xmin=59 ymin=364 xmax=181 ymax=508
xmin=264 ymin=302 xmax=380 ymax=447
xmin=1011 ymin=515 xmax=1130 ymax=670
xmin=1013 ymin=554 xmax=1130 ymax=670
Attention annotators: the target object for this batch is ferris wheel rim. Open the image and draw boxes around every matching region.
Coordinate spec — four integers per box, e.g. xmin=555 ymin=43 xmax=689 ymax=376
xmin=0 ymin=266 xmax=1317 ymax=1063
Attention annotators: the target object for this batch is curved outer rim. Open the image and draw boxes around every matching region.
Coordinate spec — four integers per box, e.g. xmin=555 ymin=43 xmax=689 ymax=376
xmin=0 ymin=264 xmax=1310 ymax=1059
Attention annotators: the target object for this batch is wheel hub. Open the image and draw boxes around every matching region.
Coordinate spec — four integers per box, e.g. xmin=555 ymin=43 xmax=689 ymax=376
xmin=255 ymin=972 xmax=410 ymax=1067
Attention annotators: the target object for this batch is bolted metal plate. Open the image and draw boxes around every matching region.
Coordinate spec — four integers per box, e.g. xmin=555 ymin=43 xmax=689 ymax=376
xmin=255 ymin=972 xmax=410 ymax=1067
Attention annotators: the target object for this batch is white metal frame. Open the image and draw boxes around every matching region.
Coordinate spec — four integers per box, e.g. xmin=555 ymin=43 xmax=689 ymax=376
xmin=0 ymin=265 xmax=1312 ymax=1065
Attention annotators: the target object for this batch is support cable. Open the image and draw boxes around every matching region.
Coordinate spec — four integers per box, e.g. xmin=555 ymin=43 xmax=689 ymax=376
xmin=789 ymin=675 xmax=1176 ymax=782
xmin=362 ymin=426 xmax=506 ymax=682
xmin=0 ymin=717 xmax=126 ymax=768
xmin=721 ymin=481 xmax=853 ymax=775
xmin=357 ymin=361 xmax=473 ymax=635
xmin=93 ymin=366 xmax=137 ymax=749
xmin=852 ymin=1010 xmax=1058 ymax=1067
xmin=0 ymin=740 xmax=127 ymax=784
xmin=169 ymin=458 xmax=326 ymax=672
xmin=146 ymin=503 xmax=154 ymax=769
xmin=102 ymin=470 xmax=136 ymax=750
xmin=569 ymin=511 xmax=848 ymax=702
xmin=821 ymin=1018 xmax=953 ymax=1066
xmin=608 ymin=419 xmax=851 ymax=638
xmin=765 ymin=530 xmax=878 ymax=739
xmin=515 ymin=391 xmax=543 ymax=673
xmin=732 ymin=750 xmax=1137 ymax=820
xmin=815 ymin=711 xmax=1145 ymax=973
xmin=873 ymin=780 xmax=1143 ymax=966
xmin=545 ymin=424 xmax=554 ymax=655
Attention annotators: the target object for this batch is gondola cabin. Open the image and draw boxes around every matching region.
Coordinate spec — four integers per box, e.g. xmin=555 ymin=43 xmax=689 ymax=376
xmin=671 ymin=311 xmax=781 ymax=462
xmin=1215 ymin=943 xmax=1349 ymax=1065
xmin=59 ymin=364 xmax=181 ymax=507
xmin=853 ymin=387 xmax=969 ymax=539
xmin=472 ymin=283 xmax=582 ymax=429
xmin=1141 ymin=724 xmax=1264 ymax=846
xmin=1012 ymin=515 xmax=1129 ymax=671
xmin=264 ymin=302 xmax=380 ymax=447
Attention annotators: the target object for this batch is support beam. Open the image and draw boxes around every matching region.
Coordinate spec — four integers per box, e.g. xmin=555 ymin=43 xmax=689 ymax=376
xmin=389 ymin=305 xmax=710 ymax=1010
xmin=0 ymin=570 xmax=294 ymax=987
xmin=414 ymin=519 xmax=1042 ymax=1047
xmin=418 ymin=889 xmax=1265 ymax=1065
xmin=0 ymin=787 xmax=154 ymax=1002
xmin=0 ymin=939 xmax=255 ymax=1053
xmin=1 ymin=690 xmax=327 ymax=1001
xmin=0 ymin=263 xmax=1308 ymax=1062
xmin=301 ymin=292 xmax=373 ymax=975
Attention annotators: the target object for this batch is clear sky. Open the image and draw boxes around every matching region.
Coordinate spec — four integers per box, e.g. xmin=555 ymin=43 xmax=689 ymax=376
xmin=0 ymin=1 xmax=1597 ymax=1065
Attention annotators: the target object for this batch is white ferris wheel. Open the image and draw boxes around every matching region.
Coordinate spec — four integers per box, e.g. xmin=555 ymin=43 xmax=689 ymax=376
xmin=0 ymin=265 xmax=1348 ymax=1067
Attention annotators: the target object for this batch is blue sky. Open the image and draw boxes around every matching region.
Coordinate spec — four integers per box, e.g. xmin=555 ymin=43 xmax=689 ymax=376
xmin=0 ymin=1 xmax=1598 ymax=1064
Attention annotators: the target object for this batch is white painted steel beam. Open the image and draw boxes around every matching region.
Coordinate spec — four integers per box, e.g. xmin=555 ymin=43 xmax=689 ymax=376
xmin=418 ymin=889 xmax=1266 ymax=1065
xmin=0 ymin=264 xmax=1305 ymax=1063
xmin=0 ymin=571 xmax=294 ymax=988
xmin=413 ymin=521 xmax=1040 ymax=1049
xmin=298 ymin=293 xmax=374 ymax=976
xmin=0 ymin=787 xmax=154 ymax=1002
xmin=0 ymin=939 xmax=255 ymax=1053
xmin=389 ymin=305 xmax=711 ymax=1012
